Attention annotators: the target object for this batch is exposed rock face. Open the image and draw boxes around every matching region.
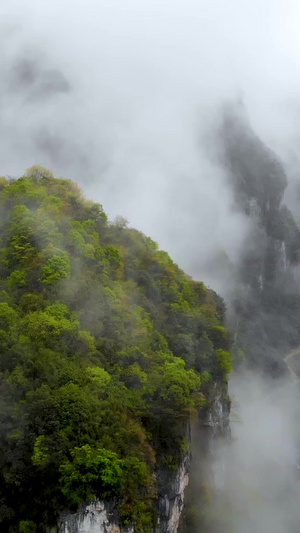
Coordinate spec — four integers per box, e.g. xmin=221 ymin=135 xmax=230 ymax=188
xmin=54 ymin=454 xmax=190 ymax=533
xmin=218 ymin=103 xmax=300 ymax=372
xmin=56 ymin=502 xmax=131 ymax=533
xmin=206 ymin=381 xmax=231 ymax=439
xmin=178 ymin=379 xmax=230 ymax=533
xmin=156 ymin=450 xmax=190 ymax=533
xmin=52 ymin=380 xmax=230 ymax=533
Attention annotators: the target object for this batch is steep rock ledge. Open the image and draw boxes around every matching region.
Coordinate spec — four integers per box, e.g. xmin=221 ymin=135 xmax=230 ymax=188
xmin=53 ymin=453 xmax=190 ymax=533
xmin=156 ymin=451 xmax=190 ymax=533
xmin=179 ymin=379 xmax=230 ymax=533
xmin=54 ymin=381 xmax=230 ymax=533
xmin=56 ymin=501 xmax=132 ymax=533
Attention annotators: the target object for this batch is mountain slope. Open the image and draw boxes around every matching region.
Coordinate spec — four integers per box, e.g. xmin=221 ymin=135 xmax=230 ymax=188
xmin=0 ymin=167 xmax=230 ymax=532
xmin=219 ymin=104 xmax=300 ymax=373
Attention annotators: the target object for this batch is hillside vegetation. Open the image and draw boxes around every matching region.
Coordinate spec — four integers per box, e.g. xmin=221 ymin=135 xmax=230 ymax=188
xmin=0 ymin=167 xmax=231 ymax=532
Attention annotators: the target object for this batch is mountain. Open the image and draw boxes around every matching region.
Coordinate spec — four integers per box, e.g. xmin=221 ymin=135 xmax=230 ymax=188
xmin=178 ymin=104 xmax=300 ymax=533
xmin=0 ymin=167 xmax=230 ymax=532
xmin=218 ymin=104 xmax=300 ymax=374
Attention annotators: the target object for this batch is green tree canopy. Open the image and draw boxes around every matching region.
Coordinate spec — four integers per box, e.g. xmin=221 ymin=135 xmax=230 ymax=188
xmin=0 ymin=170 xmax=231 ymax=532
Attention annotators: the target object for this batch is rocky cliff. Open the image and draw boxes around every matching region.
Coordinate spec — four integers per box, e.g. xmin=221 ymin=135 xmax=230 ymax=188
xmin=178 ymin=378 xmax=230 ymax=533
xmin=0 ymin=173 xmax=231 ymax=532
xmin=53 ymin=379 xmax=230 ymax=533
xmin=54 ymin=457 xmax=189 ymax=533
xmin=218 ymin=103 xmax=300 ymax=373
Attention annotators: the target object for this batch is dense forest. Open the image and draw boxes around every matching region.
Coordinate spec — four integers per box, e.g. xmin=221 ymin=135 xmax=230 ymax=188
xmin=0 ymin=166 xmax=231 ymax=532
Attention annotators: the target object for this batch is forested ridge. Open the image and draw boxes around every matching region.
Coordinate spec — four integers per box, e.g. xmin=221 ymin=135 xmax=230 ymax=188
xmin=0 ymin=167 xmax=231 ymax=532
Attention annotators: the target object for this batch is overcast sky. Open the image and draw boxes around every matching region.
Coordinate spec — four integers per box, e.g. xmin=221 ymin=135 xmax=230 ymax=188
xmin=1 ymin=0 xmax=300 ymax=291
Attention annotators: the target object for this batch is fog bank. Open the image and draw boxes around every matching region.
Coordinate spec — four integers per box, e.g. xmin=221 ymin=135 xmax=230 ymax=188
xmin=211 ymin=373 xmax=300 ymax=533
xmin=2 ymin=1 xmax=300 ymax=292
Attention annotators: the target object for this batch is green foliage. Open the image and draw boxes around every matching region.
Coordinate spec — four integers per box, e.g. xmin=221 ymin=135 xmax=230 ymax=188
xmin=217 ymin=349 xmax=233 ymax=375
xmin=0 ymin=176 xmax=9 ymax=190
xmin=157 ymin=358 xmax=201 ymax=411
xmin=0 ymin=173 xmax=231 ymax=532
xmin=19 ymin=521 xmax=37 ymax=533
xmin=26 ymin=164 xmax=54 ymax=181
xmin=32 ymin=435 xmax=50 ymax=466
xmin=86 ymin=366 xmax=111 ymax=386
xmin=41 ymin=251 xmax=71 ymax=284
xmin=60 ymin=445 xmax=124 ymax=504
xmin=201 ymin=371 xmax=212 ymax=383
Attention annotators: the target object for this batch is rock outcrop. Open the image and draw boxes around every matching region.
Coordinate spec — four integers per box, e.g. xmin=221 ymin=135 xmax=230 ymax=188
xmin=54 ymin=379 xmax=230 ymax=533
xmin=219 ymin=103 xmax=300 ymax=372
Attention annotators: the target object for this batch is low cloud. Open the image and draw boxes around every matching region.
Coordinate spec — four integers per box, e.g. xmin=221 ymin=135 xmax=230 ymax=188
xmin=210 ymin=372 xmax=300 ymax=532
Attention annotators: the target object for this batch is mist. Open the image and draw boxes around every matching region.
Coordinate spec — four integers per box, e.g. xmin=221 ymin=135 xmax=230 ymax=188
xmin=1 ymin=1 xmax=300 ymax=291
xmin=209 ymin=373 xmax=300 ymax=533
xmin=2 ymin=2 xmax=300 ymax=532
